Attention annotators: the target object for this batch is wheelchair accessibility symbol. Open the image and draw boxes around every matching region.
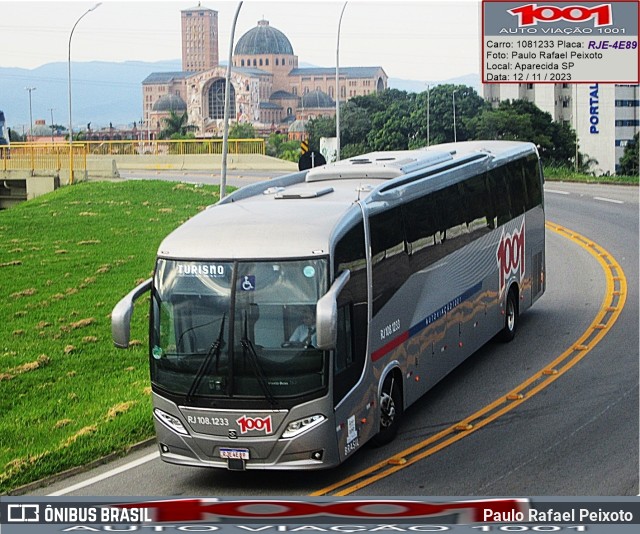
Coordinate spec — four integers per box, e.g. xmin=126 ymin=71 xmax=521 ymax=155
xmin=241 ymin=275 xmax=255 ymax=291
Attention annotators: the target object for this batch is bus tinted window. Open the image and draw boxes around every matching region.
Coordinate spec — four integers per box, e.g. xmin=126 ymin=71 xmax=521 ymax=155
xmin=523 ymin=154 xmax=543 ymax=210
xmin=335 ymin=221 xmax=366 ymax=274
xmin=333 ymin=222 xmax=368 ymax=405
xmin=508 ymin=161 xmax=528 ymax=216
xmin=403 ymin=192 xmax=440 ymax=271
xmin=370 ymin=206 xmax=408 ymax=316
xmin=487 ymin=165 xmax=513 ymax=225
xmin=461 ymin=173 xmax=494 ymax=235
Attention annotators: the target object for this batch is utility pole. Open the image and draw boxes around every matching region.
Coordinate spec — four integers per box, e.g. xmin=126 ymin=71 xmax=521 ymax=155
xmin=335 ymin=2 xmax=347 ymax=162
xmin=426 ymin=84 xmax=430 ymax=147
xmin=452 ymin=89 xmax=458 ymax=143
xmin=68 ymin=3 xmax=102 ymax=184
xmin=220 ymin=1 xmax=243 ymax=200
xmin=25 ymin=87 xmax=36 ymax=141
xmin=50 ymin=108 xmax=55 ymax=143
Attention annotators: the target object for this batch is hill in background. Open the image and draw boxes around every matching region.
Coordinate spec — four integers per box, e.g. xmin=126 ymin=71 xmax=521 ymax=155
xmin=1 ymin=60 xmax=479 ymax=131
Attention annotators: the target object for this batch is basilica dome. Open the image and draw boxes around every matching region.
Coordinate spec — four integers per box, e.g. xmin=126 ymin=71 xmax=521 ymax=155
xmin=234 ymin=19 xmax=294 ymax=55
xmin=301 ymin=90 xmax=335 ymax=109
xmin=152 ymin=94 xmax=187 ymax=112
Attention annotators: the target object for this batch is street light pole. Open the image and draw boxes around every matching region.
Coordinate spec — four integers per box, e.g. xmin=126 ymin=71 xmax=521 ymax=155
xmin=221 ymin=1 xmax=243 ymax=200
xmin=452 ymin=89 xmax=458 ymax=143
xmin=25 ymin=87 xmax=36 ymax=141
xmin=50 ymin=108 xmax=55 ymax=143
xmin=68 ymin=2 xmax=101 ymax=185
xmin=426 ymin=84 xmax=430 ymax=147
xmin=335 ymin=1 xmax=347 ymax=162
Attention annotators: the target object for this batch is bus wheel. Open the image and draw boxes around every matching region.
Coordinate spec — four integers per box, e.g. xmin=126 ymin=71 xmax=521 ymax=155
xmin=372 ymin=372 xmax=402 ymax=446
xmin=499 ymin=287 xmax=519 ymax=342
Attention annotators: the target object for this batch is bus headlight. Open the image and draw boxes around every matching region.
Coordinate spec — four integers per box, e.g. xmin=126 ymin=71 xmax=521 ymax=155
xmin=154 ymin=408 xmax=189 ymax=435
xmin=282 ymin=415 xmax=325 ymax=438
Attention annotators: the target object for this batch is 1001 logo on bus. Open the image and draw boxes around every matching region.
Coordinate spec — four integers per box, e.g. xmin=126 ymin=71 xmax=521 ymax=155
xmin=508 ymin=3 xmax=613 ymax=27
xmin=236 ymin=415 xmax=273 ymax=434
xmin=497 ymin=220 xmax=525 ymax=297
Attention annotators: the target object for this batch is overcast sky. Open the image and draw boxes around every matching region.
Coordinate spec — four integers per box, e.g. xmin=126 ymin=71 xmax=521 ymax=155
xmin=0 ymin=0 xmax=481 ymax=81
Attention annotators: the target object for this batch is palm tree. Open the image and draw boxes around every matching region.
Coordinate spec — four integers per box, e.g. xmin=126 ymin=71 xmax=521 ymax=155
xmin=159 ymin=110 xmax=190 ymax=139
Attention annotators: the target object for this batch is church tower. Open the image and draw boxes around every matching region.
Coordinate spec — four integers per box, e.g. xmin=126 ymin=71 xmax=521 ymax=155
xmin=181 ymin=3 xmax=219 ymax=72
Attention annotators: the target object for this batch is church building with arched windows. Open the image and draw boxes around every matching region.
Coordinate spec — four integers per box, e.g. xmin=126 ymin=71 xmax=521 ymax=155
xmin=142 ymin=4 xmax=387 ymax=138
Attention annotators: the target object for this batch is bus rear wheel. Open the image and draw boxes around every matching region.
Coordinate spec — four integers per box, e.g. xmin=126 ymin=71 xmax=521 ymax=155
xmin=372 ymin=372 xmax=402 ymax=446
xmin=499 ymin=287 xmax=519 ymax=342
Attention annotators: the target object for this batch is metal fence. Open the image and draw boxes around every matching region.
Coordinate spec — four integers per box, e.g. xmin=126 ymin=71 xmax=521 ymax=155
xmin=82 ymin=138 xmax=265 ymax=156
xmin=1 ymin=143 xmax=87 ymax=173
xmin=1 ymin=138 xmax=266 ymax=172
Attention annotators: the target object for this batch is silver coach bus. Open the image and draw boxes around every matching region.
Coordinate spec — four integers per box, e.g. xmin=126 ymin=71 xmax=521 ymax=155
xmin=112 ymin=140 xmax=545 ymax=470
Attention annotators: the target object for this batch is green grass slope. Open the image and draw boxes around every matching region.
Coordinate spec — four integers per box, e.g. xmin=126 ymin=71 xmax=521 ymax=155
xmin=0 ymin=180 xmax=221 ymax=493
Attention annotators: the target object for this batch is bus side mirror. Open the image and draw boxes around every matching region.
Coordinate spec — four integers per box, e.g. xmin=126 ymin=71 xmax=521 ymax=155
xmin=315 ymin=270 xmax=350 ymax=350
xmin=112 ymin=278 xmax=152 ymax=349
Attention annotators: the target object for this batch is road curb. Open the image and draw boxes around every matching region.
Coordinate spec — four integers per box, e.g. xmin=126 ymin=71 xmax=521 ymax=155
xmin=5 ymin=438 xmax=157 ymax=496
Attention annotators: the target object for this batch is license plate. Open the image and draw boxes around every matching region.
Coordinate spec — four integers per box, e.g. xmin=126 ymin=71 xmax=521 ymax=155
xmin=220 ymin=447 xmax=250 ymax=460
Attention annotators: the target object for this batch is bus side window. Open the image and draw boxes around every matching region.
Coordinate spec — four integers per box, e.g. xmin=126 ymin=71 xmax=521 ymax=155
xmin=507 ymin=160 xmax=528 ymax=216
xmin=461 ymin=173 xmax=493 ymax=235
xmin=523 ymin=154 xmax=543 ymax=210
xmin=333 ymin=222 xmax=368 ymax=405
xmin=488 ymin=166 xmax=513 ymax=226
xmin=370 ymin=206 xmax=409 ymax=316
xmin=403 ymin=194 xmax=439 ymax=271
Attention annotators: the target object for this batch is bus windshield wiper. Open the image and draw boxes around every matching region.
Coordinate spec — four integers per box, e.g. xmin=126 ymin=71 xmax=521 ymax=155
xmin=241 ymin=313 xmax=278 ymax=408
xmin=186 ymin=315 xmax=226 ymax=401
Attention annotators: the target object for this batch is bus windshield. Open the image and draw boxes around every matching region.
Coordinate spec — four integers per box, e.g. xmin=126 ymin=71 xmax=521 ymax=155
xmin=151 ymin=258 xmax=329 ymax=403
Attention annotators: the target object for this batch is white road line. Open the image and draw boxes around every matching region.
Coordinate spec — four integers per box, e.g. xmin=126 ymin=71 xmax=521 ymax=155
xmin=47 ymin=451 xmax=159 ymax=496
xmin=545 ymin=189 xmax=570 ymax=195
xmin=593 ymin=196 xmax=624 ymax=205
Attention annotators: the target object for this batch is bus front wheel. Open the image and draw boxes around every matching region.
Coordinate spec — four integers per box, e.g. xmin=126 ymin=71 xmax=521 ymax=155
xmin=372 ymin=372 xmax=402 ymax=446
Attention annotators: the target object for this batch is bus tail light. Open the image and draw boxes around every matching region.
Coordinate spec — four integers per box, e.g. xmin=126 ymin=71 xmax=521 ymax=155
xmin=154 ymin=408 xmax=189 ymax=435
xmin=282 ymin=414 xmax=325 ymax=438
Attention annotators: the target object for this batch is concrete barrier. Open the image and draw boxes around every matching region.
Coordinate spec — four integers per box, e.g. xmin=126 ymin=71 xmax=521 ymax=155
xmin=0 ymin=171 xmax=59 ymax=208
xmin=86 ymin=157 xmax=120 ymax=178
xmin=112 ymin=153 xmax=297 ymax=172
xmin=0 ymin=153 xmax=297 ymax=207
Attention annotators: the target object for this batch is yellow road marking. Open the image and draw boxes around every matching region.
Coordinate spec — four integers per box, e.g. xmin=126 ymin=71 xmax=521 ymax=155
xmin=311 ymin=221 xmax=627 ymax=496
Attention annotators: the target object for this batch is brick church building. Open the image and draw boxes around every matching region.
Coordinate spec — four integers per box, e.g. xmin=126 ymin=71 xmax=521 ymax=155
xmin=142 ymin=4 xmax=387 ymax=138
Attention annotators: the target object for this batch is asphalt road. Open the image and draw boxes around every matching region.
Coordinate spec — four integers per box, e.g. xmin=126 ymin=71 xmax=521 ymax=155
xmin=28 ymin=181 xmax=639 ymax=497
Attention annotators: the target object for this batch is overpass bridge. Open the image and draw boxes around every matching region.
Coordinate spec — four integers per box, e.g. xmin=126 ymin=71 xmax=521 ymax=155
xmin=1 ymin=139 xmax=297 ymax=208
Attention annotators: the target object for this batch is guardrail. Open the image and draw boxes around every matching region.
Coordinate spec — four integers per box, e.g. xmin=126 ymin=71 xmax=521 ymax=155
xmin=1 ymin=139 xmax=266 ymax=173
xmin=1 ymin=144 xmax=87 ymax=173
xmin=83 ymin=138 xmax=265 ymax=156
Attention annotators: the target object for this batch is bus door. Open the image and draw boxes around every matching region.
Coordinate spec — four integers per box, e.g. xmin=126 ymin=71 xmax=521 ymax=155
xmin=331 ymin=221 xmax=373 ymax=461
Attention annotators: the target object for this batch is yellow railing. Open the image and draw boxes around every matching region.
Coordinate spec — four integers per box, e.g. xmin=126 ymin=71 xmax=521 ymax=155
xmin=1 ymin=138 xmax=266 ymax=173
xmin=1 ymin=144 xmax=87 ymax=173
xmin=84 ymin=138 xmax=265 ymax=156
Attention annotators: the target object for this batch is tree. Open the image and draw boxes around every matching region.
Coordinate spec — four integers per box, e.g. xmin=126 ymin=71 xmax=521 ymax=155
xmin=50 ymin=124 xmax=67 ymax=136
xmin=306 ymin=116 xmax=335 ymax=152
xmin=618 ymin=133 xmax=638 ymax=176
xmin=7 ymin=128 xmax=25 ymax=142
xmin=340 ymin=101 xmax=372 ymax=149
xmin=229 ymin=122 xmax=256 ymax=139
xmin=468 ymin=100 xmax=578 ymax=167
xmin=159 ymin=110 xmax=190 ymax=139
xmin=411 ymin=85 xmax=489 ymax=146
xmin=366 ymin=91 xmax=417 ymax=151
xmin=266 ymin=132 xmax=301 ymax=162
